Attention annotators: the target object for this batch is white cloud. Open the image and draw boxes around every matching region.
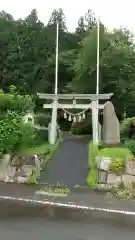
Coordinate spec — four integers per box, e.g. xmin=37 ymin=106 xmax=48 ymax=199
xmin=0 ymin=0 xmax=135 ymax=32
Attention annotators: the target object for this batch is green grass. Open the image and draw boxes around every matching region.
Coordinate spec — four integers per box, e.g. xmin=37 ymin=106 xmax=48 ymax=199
xmin=97 ymin=147 xmax=132 ymax=161
xmin=87 ymin=168 xmax=97 ymax=187
xmin=18 ymin=143 xmax=50 ymax=156
xmin=87 ymin=142 xmax=99 ymax=187
xmin=88 ymin=142 xmax=99 ymax=168
xmin=17 ymin=137 xmax=62 ymax=156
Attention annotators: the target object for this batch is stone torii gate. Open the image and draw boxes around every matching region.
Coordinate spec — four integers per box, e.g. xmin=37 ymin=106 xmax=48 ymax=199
xmin=37 ymin=93 xmax=113 ymax=145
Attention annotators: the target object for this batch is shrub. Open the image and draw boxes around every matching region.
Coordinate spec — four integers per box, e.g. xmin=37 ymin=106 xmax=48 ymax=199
xmin=71 ymin=119 xmax=92 ymax=135
xmin=16 ymin=123 xmax=37 ymax=151
xmin=110 ymin=158 xmax=124 ymax=173
xmin=125 ymin=140 xmax=135 ymax=156
xmin=0 ymin=111 xmax=37 ymax=154
xmin=35 ymin=129 xmax=48 ymax=145
xmin=0 ymin=111 xmax=21 ymax=154
xmin=35 ymin=113 xmax=51 ymax=126
xmin=120 ymin=117 xmax=134 ymax=141
xmin=0 ymin=86 xmax=34 ymax=117
xmin=0 ymin=87 xmax=35 ymax=155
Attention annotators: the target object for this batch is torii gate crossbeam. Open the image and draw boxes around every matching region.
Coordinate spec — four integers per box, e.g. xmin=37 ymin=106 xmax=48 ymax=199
xmin=37 ymin=93 xmax=113 ymax=145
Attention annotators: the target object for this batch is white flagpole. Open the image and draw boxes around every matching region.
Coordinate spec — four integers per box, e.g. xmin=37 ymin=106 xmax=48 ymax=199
xmin=96 ymin=17 xmax=100 ymax=96
xmin=49 ymin=22 xmax=59 ymax=144
xmin=96 ymin=17 xmax=100 ymax=145
xmin=55 ymin=22 xmax=59 ymax=95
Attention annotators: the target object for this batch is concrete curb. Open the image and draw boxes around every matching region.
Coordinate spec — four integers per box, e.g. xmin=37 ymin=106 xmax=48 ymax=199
xmin=0 ymin=196 xmax=135 ymax=227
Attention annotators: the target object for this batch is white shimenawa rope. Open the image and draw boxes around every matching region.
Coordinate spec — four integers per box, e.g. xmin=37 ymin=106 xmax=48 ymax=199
xmin=58 ymin=103 xmax=91 ymax=116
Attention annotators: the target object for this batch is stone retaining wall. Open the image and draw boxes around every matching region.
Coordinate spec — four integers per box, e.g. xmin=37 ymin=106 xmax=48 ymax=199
xmin=96 ymin=157 xmax=135 ymax=189
xmin=0 ymin=154 xmax=44 ymax=184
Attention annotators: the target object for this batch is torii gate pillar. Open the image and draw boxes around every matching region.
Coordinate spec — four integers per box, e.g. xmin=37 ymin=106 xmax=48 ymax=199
xmin=37 ymin=93 xmax=113 ymax=146
xmin=49 ymin=100 xmax=58 ymax=144
xmin=91 ymin=100 xmax=99 ymax=145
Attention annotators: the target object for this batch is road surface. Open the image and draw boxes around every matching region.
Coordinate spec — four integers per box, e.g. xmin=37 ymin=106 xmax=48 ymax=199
xmin=40 ymin=136 xmax=89 ymax=187
xmin=0 ymin=218 xmax=135 ymax=239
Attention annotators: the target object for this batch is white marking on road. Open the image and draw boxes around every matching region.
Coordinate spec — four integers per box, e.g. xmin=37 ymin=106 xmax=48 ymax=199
xmin=0 ymin=195 xmax=134 ymax=216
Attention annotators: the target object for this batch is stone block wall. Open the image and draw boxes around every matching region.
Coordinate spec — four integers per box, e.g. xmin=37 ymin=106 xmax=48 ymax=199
xmin=96 ymin=157 xmax=135 ymax=189
xmin=1 ymin=154 xmax=44 ymax=183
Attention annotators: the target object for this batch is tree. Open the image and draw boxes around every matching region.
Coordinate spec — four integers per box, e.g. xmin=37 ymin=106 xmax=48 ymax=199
xmin=76 ymin=16 xmax=86 ymax=38
xmin=84 ymin=9 xmax=96 ymax=31
xmin=48 ymin=8 xmax=67 ymax=31
xmin=25 ymin=9 xmax=38 ymax=24
xmin=73 ymin=26 xmax=135 ymax=118
xmin=0 ymin=8 xmax=135 ymax=119
xmin=0 ymin=87 xmax=36 ymax=154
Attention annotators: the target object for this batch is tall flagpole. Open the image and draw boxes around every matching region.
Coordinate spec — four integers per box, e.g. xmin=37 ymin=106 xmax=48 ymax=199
xmin=49 ymin=22 xmax=59 ymax=144
xmin=96 ymin=17 xmax=100 ymax=96
xmin=55 ymin=22 xmax=59 ymax=95
xmin=96 ymin=17 xmax=100 ymax=145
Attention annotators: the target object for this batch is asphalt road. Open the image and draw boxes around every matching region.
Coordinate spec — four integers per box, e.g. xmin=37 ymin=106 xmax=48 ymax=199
xmin=40 ymin=136 xmax=89 ymax=187
xmin=0 ymin=218 xmax=135 ymax=240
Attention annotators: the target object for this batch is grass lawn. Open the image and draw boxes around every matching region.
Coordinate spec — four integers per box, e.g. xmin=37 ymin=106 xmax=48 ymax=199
xmin=18 ymin=143 xmax=50 ymax=156
xmin=18 ymin=137 xmax=62 ymax=156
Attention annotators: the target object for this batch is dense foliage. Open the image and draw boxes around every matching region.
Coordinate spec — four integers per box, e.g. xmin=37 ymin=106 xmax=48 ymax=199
xmin=0 ymin=8 xmax=135 ymax=119
xmin=0 ymin=87 xmax=36 ymax=154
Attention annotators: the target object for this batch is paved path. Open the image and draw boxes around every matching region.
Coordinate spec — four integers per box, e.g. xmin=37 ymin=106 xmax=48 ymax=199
xmin=40 ymin=136 xmax=89 ymax=187
xmin=0 ymin=218 xmax=135 ymax=239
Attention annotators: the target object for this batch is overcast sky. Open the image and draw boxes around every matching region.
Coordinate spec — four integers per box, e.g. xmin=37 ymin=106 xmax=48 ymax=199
xmin=0 ymin=0 xmax=134 ymax=32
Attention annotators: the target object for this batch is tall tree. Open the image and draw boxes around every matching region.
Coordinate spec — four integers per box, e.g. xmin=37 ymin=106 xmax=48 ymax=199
xmin=48 ymin=8 xmax=67 ymax=31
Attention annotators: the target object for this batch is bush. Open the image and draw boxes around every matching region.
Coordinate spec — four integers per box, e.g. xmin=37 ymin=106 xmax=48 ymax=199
xmin=35 ymin=129 xmax=48 ymax=145
xmin=0 ymin=87 xmax=36 ymax=154
xmin=120 ymin=117 xmax=134 ymax=141
xmin=125 ymin=140 xmax=135 ymax=156
xmin=0 ymin=111 xmax=21 ymax=154
xmin=110 ymin=158 xmax=124 ymax=173
xmin=0 ymin=111 xmax=37 ymax=154
xmin=71 ymin=119 xmax=92 ymax=135
xmin=35 ymin=113 xmax=51 ymax=126
xmin=0 ymin=86 xmax=34 ymax=117
xmin=16 ymin=123 xmax=37 ymax=151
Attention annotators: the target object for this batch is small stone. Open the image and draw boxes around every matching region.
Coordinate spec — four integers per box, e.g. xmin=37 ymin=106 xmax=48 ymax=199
xmin=99 ymin=157 xmax=111 ymax=171
xmin=107 ymin=173 xmax=121 ymax=186
xmin=6 ymin=166 xmax=16 ymax=178
xmin=16 ymin=176 xmax=28 ymax=183
xmin=4 ymin=176 xmax=14 ymax=183
xmin=97 ymin=183 xmax=112 ymax=190
xmin=22 ymin=165 xmax=33 ymax=176
xmin=122 ymin=174 xmax=135 ymax=188
xmin=97 ymin=170 xmax=108 ymax=183
xmin=125 ymin=160 xmax=135 ymax=176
